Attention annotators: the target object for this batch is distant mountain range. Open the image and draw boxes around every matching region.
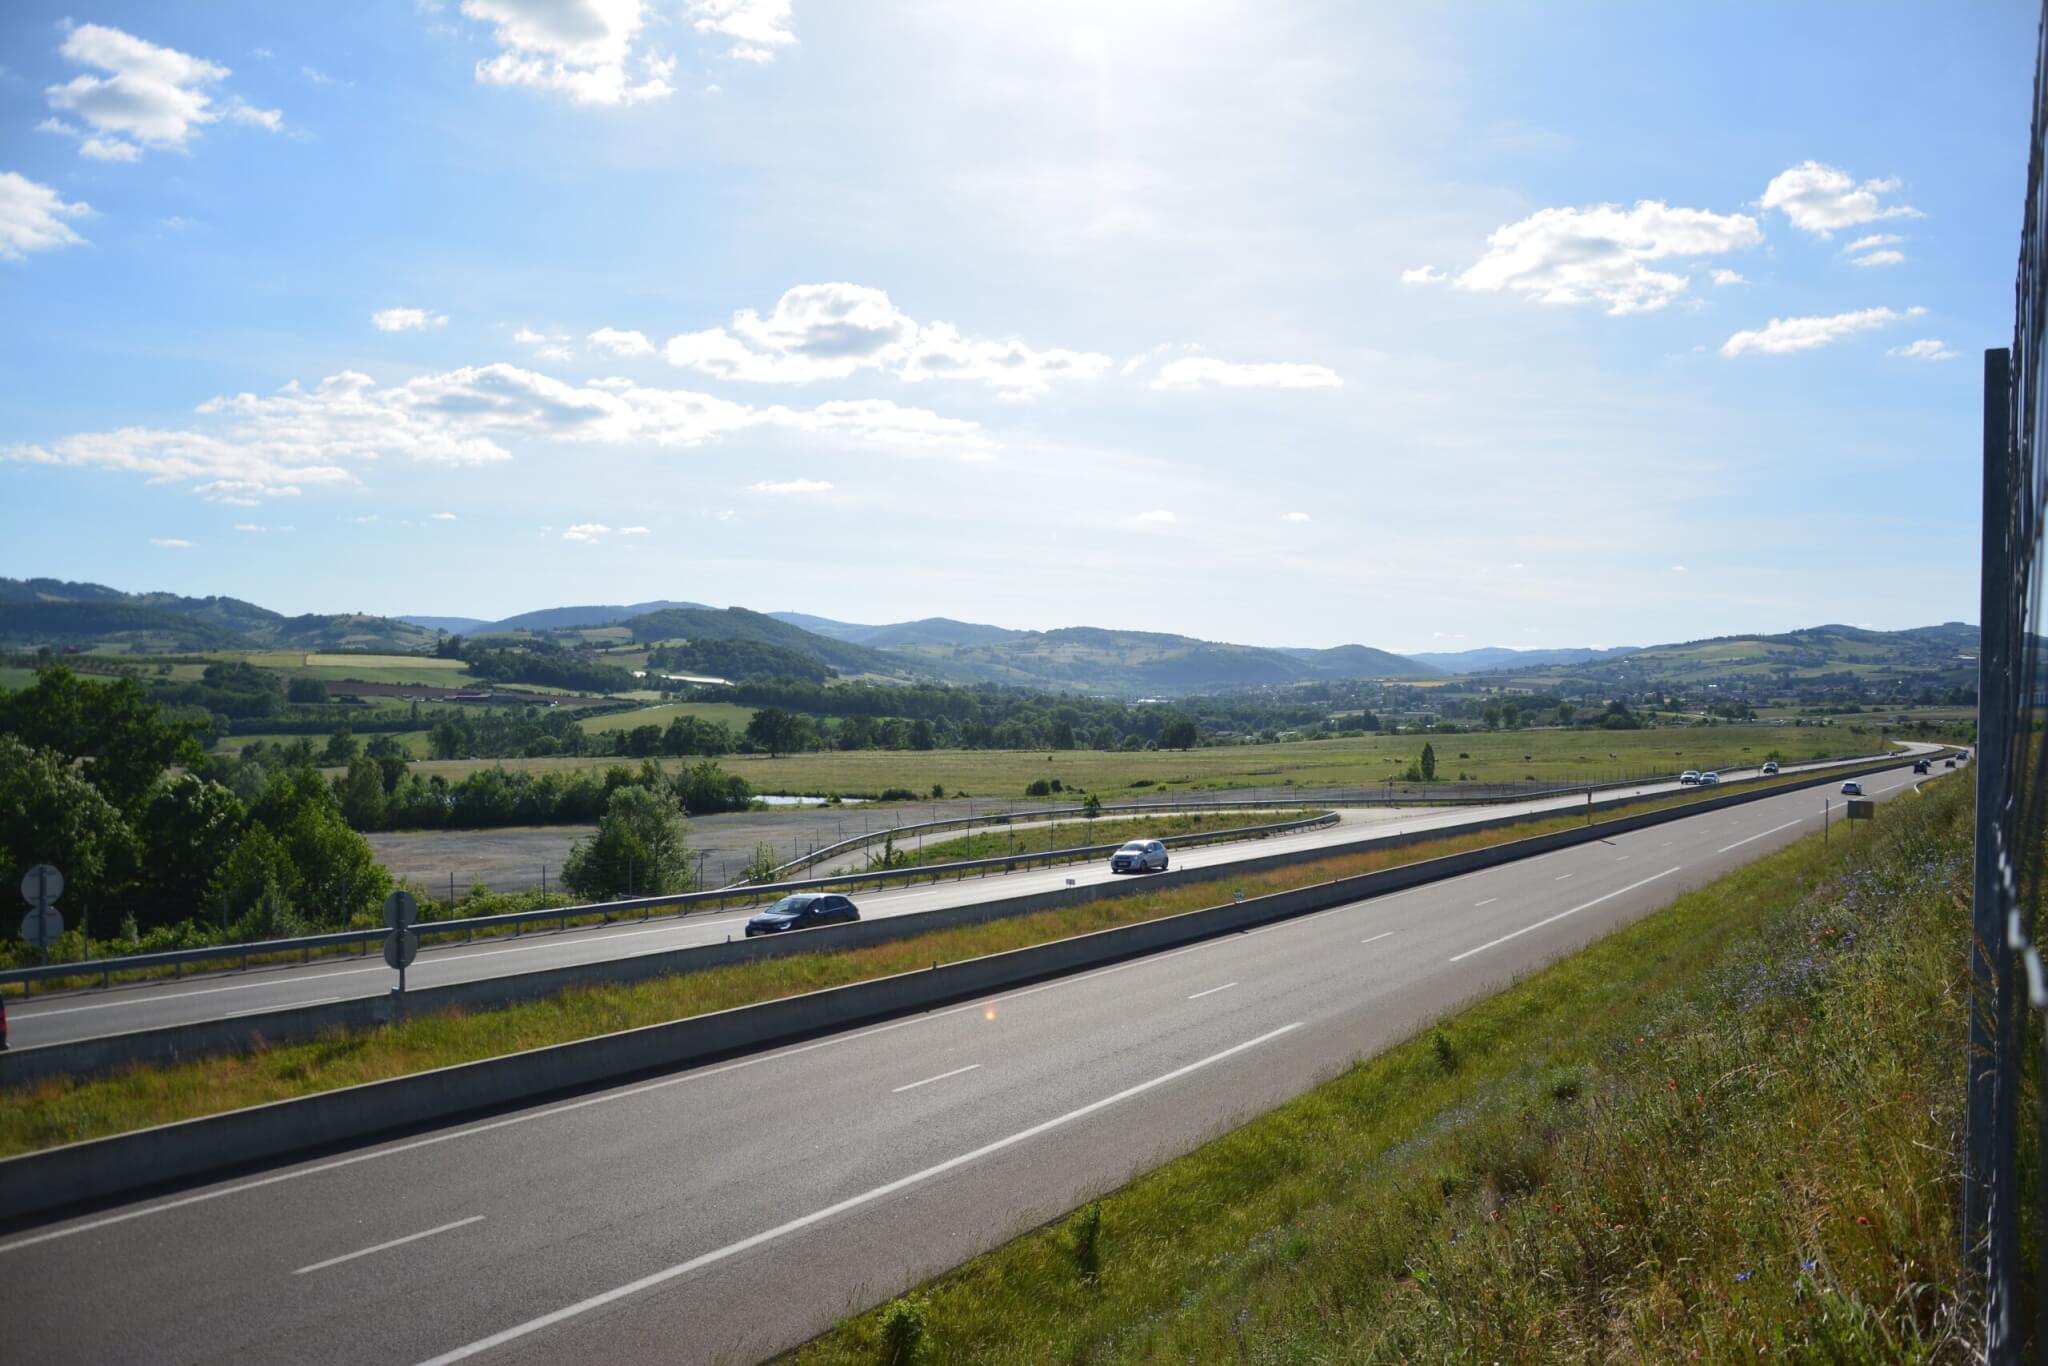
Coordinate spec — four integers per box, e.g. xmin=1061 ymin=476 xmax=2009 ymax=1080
xmin=0 ymin=578 xmax=1981 ymax=697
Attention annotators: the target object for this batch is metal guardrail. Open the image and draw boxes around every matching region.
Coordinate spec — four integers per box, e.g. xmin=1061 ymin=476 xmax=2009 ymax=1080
xmin=745 ymin=754 xmax=1903 ymax=882
xmin=0 ymin=810 xmax=1343 ymax=993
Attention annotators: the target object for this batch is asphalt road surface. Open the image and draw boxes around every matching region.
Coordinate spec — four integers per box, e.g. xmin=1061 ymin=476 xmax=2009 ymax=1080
xmin=4 ymin=755 xmax=1921 ymax=1051
xmin=0 ymin=763 xmax=1938 ymax=1365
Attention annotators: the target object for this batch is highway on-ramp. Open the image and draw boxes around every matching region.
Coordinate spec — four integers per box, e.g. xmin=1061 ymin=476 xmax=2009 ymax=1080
xmin=0 ymin=766 xmax=1936 ymax=1365
xmin=4 ymin=757 xmax=1905 ymax=1050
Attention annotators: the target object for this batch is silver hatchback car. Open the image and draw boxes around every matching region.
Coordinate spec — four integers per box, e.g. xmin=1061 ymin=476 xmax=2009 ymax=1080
xmin=1111 ymin=839 xmax=1169 ymax=873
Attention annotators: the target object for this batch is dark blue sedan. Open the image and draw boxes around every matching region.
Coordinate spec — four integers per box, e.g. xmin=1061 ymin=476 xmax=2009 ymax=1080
xmin=745 ymin=893 xmax=861 ymax=937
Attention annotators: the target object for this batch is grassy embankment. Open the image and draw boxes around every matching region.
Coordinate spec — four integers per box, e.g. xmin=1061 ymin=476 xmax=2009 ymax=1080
xmin=360 ymin=725 xmax=1888 ymax=796
xmin=0 ymin=763 xmax=1910 ymax=1157
xmin=792 ymin=775 xmax=1983 ymax=1364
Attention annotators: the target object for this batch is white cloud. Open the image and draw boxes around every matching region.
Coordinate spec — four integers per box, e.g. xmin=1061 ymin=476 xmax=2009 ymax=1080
xmin=0 ymin=172 xmax=92 ymax=261
xmin=512 ymin=326 xmax=550 ymax=344
xmin=461 ymin=0 xmax=675 ymax=105
xmin=714 ymin=508 xmax=736 ymax=521
xmin=1135 ymin=508 xmax=1176 ymax=523
xmin=1845 ymin=233 xmax=1903 ymax=253
xmin=1888 ymin=338 xmax=1958 ymax=362
xmin=233 ymin=522 xmax=264 ymax=532
xmin=1848 ymin=249 xmax=1905 ymax=268
xmin=688 ymin=0 xmax=796 ymax=62
xmin=1399 ymin=265 xmax=1447 ymax=285
xmin=1455 ymin=200 xmax=1761 ymax=315
xmin=150 ymin=537 xmax=193 ymax=549
xmin=562 ymin=522 xmax=612 ymax=542
xmin=348 ymin=514 xmax=379 ymax=524
xmin=1152 ymin=357 xmax=1341 ymax=390
xmin=588 ymin=326 xmax=654 ymax=356
xmin=537 ymin=344 xmax=575 ymax=362
xmin=430 ymin=511 xmax=457 ymax=520
xmin=748 ymin=478 xmax=832 ymax=494
xmin=1720 ymin=306 xmax=1925 ymax=357
xmin=1670 ymin=564 xmax=1687 ymax=573
xmin=1281 ymin=511 xmax=1311 ymax=522
xmin=6 ymin=362 xmax=985 ymax=501
xmin=372 ymin=307 xmax=449 ymax=332
xmin=1760 ymin=161 xmax=1921 ymax=236
xmin=661 ymin=283 xmax=1111 ymax=398
xmin=1710 ymin=269 xmax=1746 ymax=287
xmin=45 ymin=24 xmax=281 ymax=161
xmin=621 ymin=524 xmax=650 ymax=535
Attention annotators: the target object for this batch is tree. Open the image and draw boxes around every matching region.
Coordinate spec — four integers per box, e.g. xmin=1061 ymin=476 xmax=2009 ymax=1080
xmin=1159 ymin=712 xmax=1200 ymax=750
xmin=1500 ymin=702 xmax=1521 ymax=731
xmin=1482 ymin=704 xmax=1502 ymax=731
xmin=276 ymin=801 xmax=390 ymax=927
xmin=0 ymin=735 xmax=135 ymax=911
xmin=908 ymin=718 xmax=936 ymax=751
xmin=322 ymin=727 xmax=358 ymax=765
xmin=0 ymin=667 xmax=203 ymax=814
xmin=336 ymin=754 xmax=389 ymax=830
xmin=288 ymin=677 xmax=330 ymax=705
xmin=746 ymin=707 xmax=804 ymax=758
xmin=1420 ymin=742 xmax=1437 ymax=782
xmin=1556 ymin=702 xmax=1577 ymax=727
xmin=562 ymin=785 xmax=692 ymax=899
xmin=139 ymin=775 xmax=247 ymax=924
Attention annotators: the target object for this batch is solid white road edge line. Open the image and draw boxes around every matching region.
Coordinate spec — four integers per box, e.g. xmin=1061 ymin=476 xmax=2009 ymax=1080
xmin=410 ymin=1022 xmax=1307 ymax=1366
xmin=1187 ymin=982 xmax=1238 ymax=1000
xmin=292 ymin=1216 xmax=486 ymax=1276
xmin=891 ymin=1064 xmax=981 ymax=1094
xmin=1360 ymin=932 xmax=1394 ymax=945
xmin=227 ymin=997 xmax=338 ymax=1019
xmin=1448 ymin=868 xmax=1683 ymax=964
xmin=1473 ymin=898 xmax=1498 ymax=907
xmin=1716 ymin=817 xmax=1805 ymax=854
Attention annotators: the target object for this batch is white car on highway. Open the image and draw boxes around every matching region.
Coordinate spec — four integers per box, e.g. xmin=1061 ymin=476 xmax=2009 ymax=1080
xmin=1110 ymin=839 xmax=1169 ymax=874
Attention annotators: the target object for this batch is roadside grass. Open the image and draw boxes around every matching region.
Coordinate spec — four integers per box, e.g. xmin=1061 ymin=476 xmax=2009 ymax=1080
xmin=0 ymin=763 xmax=1915 ymax=1156
xmin=373 ymin=727 xmax=1888 ymax=799
xmin=849 ymin=810 xmax=1315 ymax=870
xmin=792 ymin=776 xmax=1980 ymax=1365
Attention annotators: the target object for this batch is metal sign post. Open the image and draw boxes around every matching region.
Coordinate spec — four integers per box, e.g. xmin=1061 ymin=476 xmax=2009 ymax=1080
xmin=19 ymin=864 xmax=64 ymax=966
xmin=383 ymin=889 xmax=419 ymax=994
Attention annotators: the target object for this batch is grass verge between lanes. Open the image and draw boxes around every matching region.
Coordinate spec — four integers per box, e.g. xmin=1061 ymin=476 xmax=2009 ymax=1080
xmin=789 ymin=774 xmax=1981 ymax=1364
xmin=0 ymin=760 xmax=1918 ymax=1159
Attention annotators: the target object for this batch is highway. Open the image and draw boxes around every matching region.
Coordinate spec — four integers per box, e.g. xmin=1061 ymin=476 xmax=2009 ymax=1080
xmin=0 ymin=765 xmax=1933 ymax=1365
xmin=3 ymin=756 xmax=1902 ymax=1050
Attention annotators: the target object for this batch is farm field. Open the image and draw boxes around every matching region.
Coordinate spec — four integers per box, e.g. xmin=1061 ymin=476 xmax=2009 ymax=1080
xmin=354 ymin=724 xmax=1892 ymax=798
xmin=574 ymin=700 xmax=759 ymax=734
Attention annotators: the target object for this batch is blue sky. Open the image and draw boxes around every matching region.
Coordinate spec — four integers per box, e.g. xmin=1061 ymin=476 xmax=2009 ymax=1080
xmin=0 ymin=2 xmax=2029 ymax=652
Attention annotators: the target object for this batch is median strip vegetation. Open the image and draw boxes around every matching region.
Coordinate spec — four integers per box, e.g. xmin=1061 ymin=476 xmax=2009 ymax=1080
xmin=0 ymin=762 xmax=1907 ymax=1157
xmin=792 ymin=776 xmax=1977 ymax=1364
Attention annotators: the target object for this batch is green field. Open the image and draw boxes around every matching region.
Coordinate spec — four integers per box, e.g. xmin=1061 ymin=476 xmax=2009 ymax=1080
xmin=373 ymin=725 xmax=1893 ymax=798
xmin=574 ymin=700 xmax=759 ymax=734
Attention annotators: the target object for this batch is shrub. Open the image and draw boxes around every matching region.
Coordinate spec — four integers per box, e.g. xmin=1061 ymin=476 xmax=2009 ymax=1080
xmin=1024 ymin=778 xmax=1053 ymax=797
xmin=929 ymin=782 xmax=944 ymax=799
xmin=877 ymin=787 xmax=919 ymax=802
xmin=877 ymin=1295 xmax=928 ymax=1365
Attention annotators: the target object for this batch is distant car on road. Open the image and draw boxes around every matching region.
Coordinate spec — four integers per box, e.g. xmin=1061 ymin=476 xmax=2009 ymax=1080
xmin=744 ymin=893 xmax=860 ymax=937
xmin=1111 ymin=839 xmax=1169 ymax=874
xmin=1914 ymin=760 xmax=1932 ymax=774
xmin=1679 ymin=770 xmax=1702 ymax=785
xmin=1760 ymin=761 xmax=1779 ymax=776
xmin=1944 ymin=758 xmax=1957 ymax=768
xmin=1841 ymin=781 xmax=1865 ymax=796
xmin=1699 ymin=771 xmax=1721 ymax=785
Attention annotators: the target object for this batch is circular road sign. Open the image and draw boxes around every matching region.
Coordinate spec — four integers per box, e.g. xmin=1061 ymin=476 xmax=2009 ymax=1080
xmin=383 ymin=928 xmax=419 ymax=971
xmin=383 ymin=889 xmax=418 ymax=930
xmin=21 ymin=864 xmax=63 ymax=907
xmin=19 ymin=906 xmax=64 ymax=951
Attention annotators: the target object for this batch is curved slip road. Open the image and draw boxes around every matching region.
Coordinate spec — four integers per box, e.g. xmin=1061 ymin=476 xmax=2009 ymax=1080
xmin=3 ymin=753 xmax=1926 ymax=1051
xmin=0 ymin=765 xmax=1938 ymax=1365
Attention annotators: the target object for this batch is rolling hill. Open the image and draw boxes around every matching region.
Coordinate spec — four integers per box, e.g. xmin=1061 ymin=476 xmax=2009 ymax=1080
xmin=1486 ymin=623 xmax=1981 ymax=689
xmin=1407 ymin=645 xmax=1642 ymax=672
xmin=0 ymin=578 xmax=441 ymax=654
